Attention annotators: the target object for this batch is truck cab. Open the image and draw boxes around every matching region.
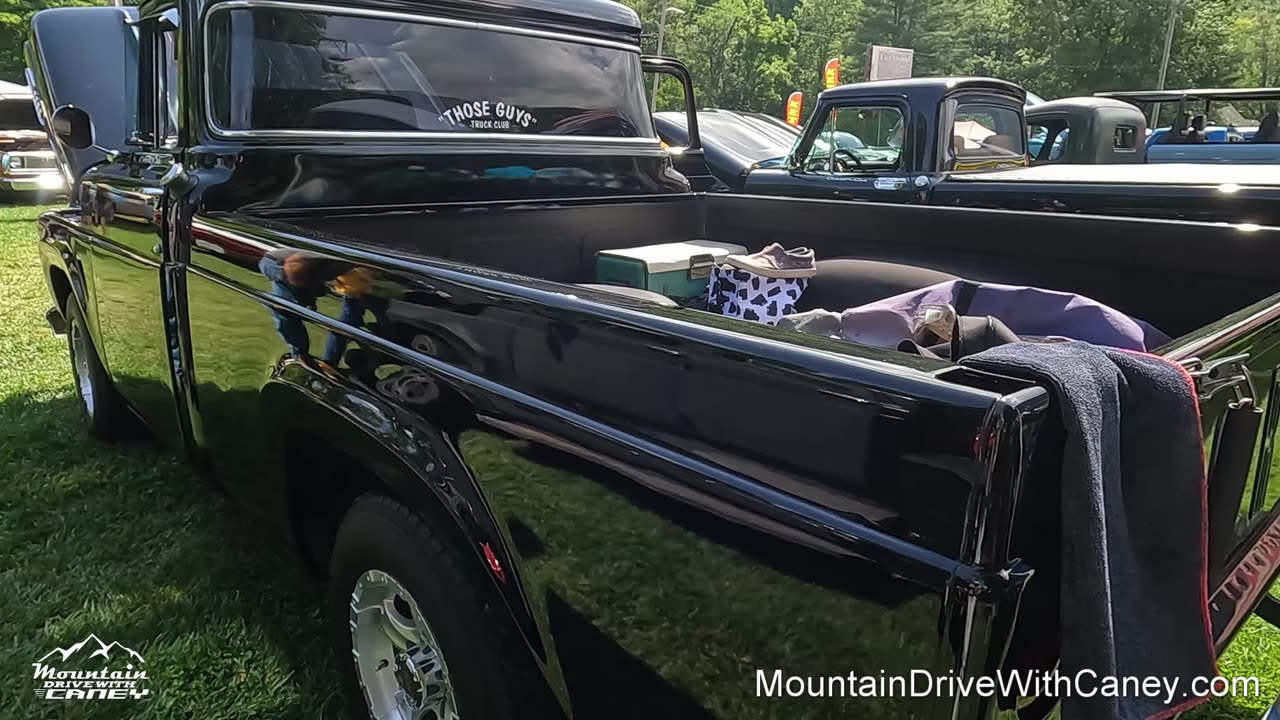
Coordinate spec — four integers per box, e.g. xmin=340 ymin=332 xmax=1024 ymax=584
xmin=1026 ymin=97 xmax=1148 ymax=165
xmin=744 ymin=77 xmax=1027 ymax=201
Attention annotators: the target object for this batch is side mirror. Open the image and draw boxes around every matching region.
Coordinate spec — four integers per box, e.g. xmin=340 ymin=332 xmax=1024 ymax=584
xmin=51 ymin=105 xmax=94 ymax=150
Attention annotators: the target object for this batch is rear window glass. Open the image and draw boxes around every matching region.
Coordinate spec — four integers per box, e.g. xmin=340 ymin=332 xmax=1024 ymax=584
xmin=1114 ymin=125 xmax=1137 ymax=149
xmin=206 ymin=6 xmax=654 ymax=138
xmin=952 ymin=102 xmax=1025 ymax=158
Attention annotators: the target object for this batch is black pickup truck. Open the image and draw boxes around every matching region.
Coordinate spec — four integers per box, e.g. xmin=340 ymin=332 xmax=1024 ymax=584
xmin=26 ymin=1 xmax=1280 ymax=719
xmin=742 ymin=77 xmax=1280 ymax=226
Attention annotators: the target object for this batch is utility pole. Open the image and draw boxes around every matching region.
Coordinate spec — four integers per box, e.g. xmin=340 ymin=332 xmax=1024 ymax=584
xmin=1153 ymin=0 xmax=1179 ymax=128
xmin=650 ymin=5 xmax=684 ymax=112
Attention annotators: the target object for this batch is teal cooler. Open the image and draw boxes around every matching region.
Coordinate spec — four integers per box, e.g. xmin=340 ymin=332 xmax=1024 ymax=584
xmin=595 ymin=241 xmax=748 ymax=299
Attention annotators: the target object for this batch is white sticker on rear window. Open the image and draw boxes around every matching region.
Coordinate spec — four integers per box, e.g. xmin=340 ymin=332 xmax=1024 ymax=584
xmin=439 ymin=101 xmax=538 ymax=132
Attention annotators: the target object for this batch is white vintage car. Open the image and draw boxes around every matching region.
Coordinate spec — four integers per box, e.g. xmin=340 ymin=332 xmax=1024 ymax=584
xmin=0 ymin=79 xmax=63 ymax=195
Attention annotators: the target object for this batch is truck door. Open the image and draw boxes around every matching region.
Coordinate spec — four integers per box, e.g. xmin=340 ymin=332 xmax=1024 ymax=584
xmin=28 ymin=7 xmax=185 ymax=449
xmin=746 ymin=100 xmax=917 ymax=201
xmin=86 ymin=16 xmax=185 ymax=449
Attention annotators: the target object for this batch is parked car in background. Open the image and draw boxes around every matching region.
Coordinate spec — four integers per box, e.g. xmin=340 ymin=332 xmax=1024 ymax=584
xmin=0 ymin=79 xmax=62 ymax=196
xmin=1026 ymin=97 xmax=1147 ymax=164
xmin=653 ymin=108 xmax=797 ymax=190
xmin=1095 ymin=87 xmax=1280 ymax=164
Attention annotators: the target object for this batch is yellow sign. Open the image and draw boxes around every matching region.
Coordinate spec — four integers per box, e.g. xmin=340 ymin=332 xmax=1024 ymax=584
xmin=823 ymin=58 xmax=840 ymax=89
xmin=785 ymin=92 xmax=803 ymax=127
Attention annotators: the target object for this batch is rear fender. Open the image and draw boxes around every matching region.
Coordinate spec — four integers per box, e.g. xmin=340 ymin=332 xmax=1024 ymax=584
xmin=258 ymin=359 xmax=569 ymax=716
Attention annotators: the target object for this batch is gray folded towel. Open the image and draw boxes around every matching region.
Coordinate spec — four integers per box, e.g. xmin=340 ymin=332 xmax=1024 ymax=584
xmin=961 ymin=342 xmax=1215 ymax=720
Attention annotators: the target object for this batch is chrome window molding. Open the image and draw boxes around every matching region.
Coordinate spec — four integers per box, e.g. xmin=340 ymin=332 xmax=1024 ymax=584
xmin=200 ymin=0 xmax=656 ymax=145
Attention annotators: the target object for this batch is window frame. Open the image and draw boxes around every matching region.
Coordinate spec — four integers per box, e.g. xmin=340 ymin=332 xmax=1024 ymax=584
xmin=132 ymin=13 xmax=181 ymax=152
xmin=199 ymin=0 xmax=659 ymax=146
xmin=789 ymin=98 xmax=908 ymax=177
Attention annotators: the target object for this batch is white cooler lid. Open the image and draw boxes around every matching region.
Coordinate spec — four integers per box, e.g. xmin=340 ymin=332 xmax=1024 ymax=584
xmin=598 ymin=240 xmax=748 ymax=274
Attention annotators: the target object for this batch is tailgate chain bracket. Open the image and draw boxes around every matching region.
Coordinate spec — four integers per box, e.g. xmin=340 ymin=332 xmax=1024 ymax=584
xmin=1181 ymin=353 xmax=1257 ymax=407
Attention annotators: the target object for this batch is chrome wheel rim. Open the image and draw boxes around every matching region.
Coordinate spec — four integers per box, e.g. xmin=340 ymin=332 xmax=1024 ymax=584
xmin=350 ymin=569 xmax=459 ymax=720
xmin=70 ymin=319 xmax=95 ymax=417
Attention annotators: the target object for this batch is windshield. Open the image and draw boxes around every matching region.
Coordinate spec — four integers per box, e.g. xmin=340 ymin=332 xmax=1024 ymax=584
xmin=207 ymin=6 xmax=654 ymax=138
xmin=0 ymin=98 xmax=39 ymax=131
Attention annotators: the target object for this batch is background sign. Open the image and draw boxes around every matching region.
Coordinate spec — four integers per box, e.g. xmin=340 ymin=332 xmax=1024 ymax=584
xmin=785 ymin=92 xmax=803 ymax=126
xmin=823 ymin=58 xmax=840 ymax=89
xmin=867 ymin=45 xmax=914 ymax=81
xmin=778 ymin=92 xmax=798 ymax=126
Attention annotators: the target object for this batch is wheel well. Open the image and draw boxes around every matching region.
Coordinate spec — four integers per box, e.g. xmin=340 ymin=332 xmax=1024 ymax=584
xmin=281 ymin=426 xmax=567 ymax=717
xmin=284 ymin=430 xmax=384 ymax=576
xmin=49 ymin=267 xmax=72 ymax=313
xmin=282 ymin=428 xmax=477 ymax=582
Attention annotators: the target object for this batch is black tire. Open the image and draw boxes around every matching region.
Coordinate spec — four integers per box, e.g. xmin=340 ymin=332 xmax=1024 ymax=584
xmin=64 ymin=298 xmax=133 ymax=442
xmin=328 ymin=493 xmax=515 ymax=720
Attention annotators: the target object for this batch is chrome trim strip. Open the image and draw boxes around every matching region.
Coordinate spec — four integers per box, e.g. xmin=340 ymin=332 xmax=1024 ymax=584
xmin=1165 ymin=296 xmax=1280 ymax=363
xmin=242 ymin=191 xmax=696 ymax=217
xmin=200 ymin=0 xmax=655 ymax=145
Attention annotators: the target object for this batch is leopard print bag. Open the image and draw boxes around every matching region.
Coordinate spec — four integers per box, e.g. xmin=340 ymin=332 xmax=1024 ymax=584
xmin=707 ymin=265 xmax=809 ymax=325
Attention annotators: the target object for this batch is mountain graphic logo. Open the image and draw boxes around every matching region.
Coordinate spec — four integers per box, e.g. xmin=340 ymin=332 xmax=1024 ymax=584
xmin=37 ymin=634 xmax=144 ymax=665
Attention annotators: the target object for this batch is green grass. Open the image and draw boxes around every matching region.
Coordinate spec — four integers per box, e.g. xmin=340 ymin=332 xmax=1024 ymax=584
xmin=0 ymin=203 xmax=343 ymax=718
xmin=0 ymin=199 xmax=1278 ymax=719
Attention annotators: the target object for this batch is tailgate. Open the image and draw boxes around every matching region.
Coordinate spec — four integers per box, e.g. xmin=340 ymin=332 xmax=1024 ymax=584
xmin=1163 ymin=291 xmax=1280 ymax=652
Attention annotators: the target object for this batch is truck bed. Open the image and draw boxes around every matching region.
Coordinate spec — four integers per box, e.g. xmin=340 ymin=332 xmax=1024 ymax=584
xmin=289 ymin=192 xmax=1278 ymax=339
xmin=199 ymin=192 xmax=1280 ymax=716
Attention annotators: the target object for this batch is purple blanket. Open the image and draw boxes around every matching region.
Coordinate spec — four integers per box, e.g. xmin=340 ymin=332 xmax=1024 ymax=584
xmin=782 ymin=281 xmax=1170 ymax=352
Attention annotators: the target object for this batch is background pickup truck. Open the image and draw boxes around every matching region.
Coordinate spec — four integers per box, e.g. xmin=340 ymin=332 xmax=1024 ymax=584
xmin=1095 ymin=87 xmax=1280 ymax=164
xmin=742 ymin=77 xmax=1280 ymax=226
xmin=27 ymin=1 xmax=1280 ymax=718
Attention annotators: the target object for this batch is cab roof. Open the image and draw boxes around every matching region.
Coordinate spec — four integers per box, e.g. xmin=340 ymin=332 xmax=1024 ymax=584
xmin=152 ymin=0 xmax=641 ymax=35
xmin=821 ymin=77 xmax=1026 ymax=102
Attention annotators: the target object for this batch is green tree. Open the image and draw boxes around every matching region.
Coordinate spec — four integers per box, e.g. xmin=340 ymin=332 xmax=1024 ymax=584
xmin=0 ymin=0 xmax=114 ymax=82
xmin=851 ymin=0 xmax=956 ymax=75
xmin=1233 ymin=0 xmax=1280 ymax=87
xmin=792 ymin=0 xmax=861 ymax=104
xmin=662 ymin=0 xmax=799 ymax=112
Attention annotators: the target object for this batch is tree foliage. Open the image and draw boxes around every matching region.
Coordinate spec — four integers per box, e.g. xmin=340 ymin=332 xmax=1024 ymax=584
xmin=0 ymin=0 xmax=116 ymax=83
xmin=636 ymin=0 xmax=1274 ymax=120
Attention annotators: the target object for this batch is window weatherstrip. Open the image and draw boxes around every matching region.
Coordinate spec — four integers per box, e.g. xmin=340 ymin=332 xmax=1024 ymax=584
xmin=200 ymin=0 xmax=656 ymax=144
